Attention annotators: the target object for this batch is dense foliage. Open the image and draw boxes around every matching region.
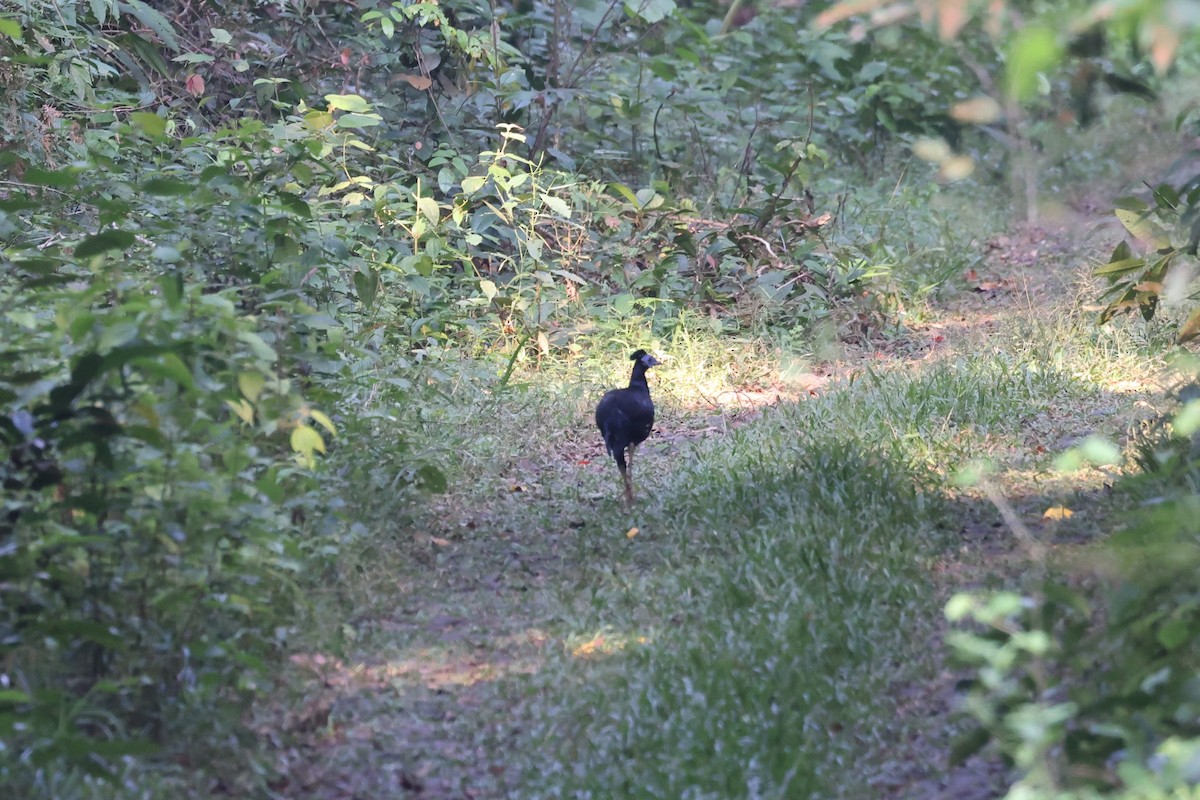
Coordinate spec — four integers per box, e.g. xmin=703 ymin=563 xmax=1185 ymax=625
xmin=2 ymin=0 xmax=1200 ymax=796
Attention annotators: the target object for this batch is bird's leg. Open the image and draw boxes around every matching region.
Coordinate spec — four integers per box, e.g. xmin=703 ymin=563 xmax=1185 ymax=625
xmin=621 ymin=445 xmax=634 ymax=506
xmin=626 ymin=443 xmax=638 ymax=500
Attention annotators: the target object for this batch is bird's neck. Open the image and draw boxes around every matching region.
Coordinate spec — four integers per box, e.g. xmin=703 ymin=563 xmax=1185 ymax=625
xmin=627 ymin=363 xmax=651 ymax=391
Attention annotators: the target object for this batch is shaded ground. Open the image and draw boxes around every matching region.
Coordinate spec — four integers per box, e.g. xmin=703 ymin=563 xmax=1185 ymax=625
xmin=259 ymin=215 xmax=1163 ymax=799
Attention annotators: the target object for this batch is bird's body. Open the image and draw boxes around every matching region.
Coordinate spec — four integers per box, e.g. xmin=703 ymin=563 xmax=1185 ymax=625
xmin=596 ymin=350 xmax=660 ymax=505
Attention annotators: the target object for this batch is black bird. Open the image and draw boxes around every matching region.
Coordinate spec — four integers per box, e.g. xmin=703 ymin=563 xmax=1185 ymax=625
xmin=596 ymin=349 xmax=660 ymax=505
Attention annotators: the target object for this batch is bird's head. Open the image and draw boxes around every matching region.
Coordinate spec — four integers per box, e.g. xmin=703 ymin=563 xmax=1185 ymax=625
xmin=630 ymin=349 xmax=660 ymax=368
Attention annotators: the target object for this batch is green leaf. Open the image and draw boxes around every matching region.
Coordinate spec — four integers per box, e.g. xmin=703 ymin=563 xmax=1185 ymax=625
xmin=129 ymin=111 xmax=166 ymax=136
xmin=1078 ymin=436 xmax=1121 ymax=466
xmin=626 ymin=0 xmax=676 ymax=24
xmin=44 ymin=620 xmax=124 ymax=650
xmin=540 ymin=194 xmax=572 ymax=218
xmin=0 ymin=197 xmax=40 ymax=211
xmin=417 ymin=464 xmax=447 ymax=493
xmin=612 ymin=293 xmax=635 ymax=315
xmin=160 ymin=272 xmax=183 ymax=308
xmin=121 ymin=0 xmax=180 ymax=50
xmin=75 ymin=230 xmax=136 ymax=258
xmin=304 ymin=110 xmax=335 ymax=131
xmin=143 ymin=177 xmax=193 ymax=196
xmin=68 ymin=311 xmax=96 ymax=340
xmin=0 ymin=17 xmax=23 ymax=41
xmin=1115 ymin=208 xmax=1170 ymax=248
xmin=1093 ymin=257 xmax=1145 ymax=278
xmin=409 ymin=255 xmax=435 ymax=277
xmin=1157 ymin=617 xmax=1191 ymax=651
xmin=416 ymin=195 xmax=440 ymax=226
xmin=152 ymin=245 xmax=181 ymax=263
xmin=336 ymin=113 xmax=383 ymax=128
xmin=173 ymin=52 xmax=214 ymax=64
xmin=238 ymin=372 xmax=266 ymax=402
xmin=1042 ymin=580 xmax=1091 ymax=617
xmin=527 ymin=237 xmax=544 ymax=261
xmin=1006 ymin=26 xmax=1061 ymax=101
xmin=309 ymin=409 xmax=336 ymax=436
xmin=120 ymin=32 xmax=171 ymax=76
xmin=353 ymin=268 xmax=379 ymax=308
xmin=99 ymin=332 xmax=149 ymax=358
xmin=136 ymin=352 xmax=193 ymax=388
xmin=290 ymin=424 xmax=327 ymax=464
xmin=0 ymin=689 xmax=31 ymax=705
xmin=24 ymin=167 xmax=77 ymax=187
xmin=225 ymin=398 xmax=254 ymax=425
xmin=1153 ymin=183 xmax=1180 ymax=211
xmin=461 ymin=175 xmax=486 ymax=194
xmin=277 ymin=192 xmax=311 ymax=218
xmin=325 ymin=93 xmax=371 ymax=112
xmin=237 ymin=330 xmax=277 ymax=362
xmin=480 ymin=279 xmax=498 ymax=300
xmin=610 ymin=182 xmax=640 ymax=206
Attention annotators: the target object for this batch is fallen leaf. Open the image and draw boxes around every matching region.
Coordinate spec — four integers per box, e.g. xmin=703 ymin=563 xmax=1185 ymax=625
xmin=397 ymin=72 xmax=433 ymax=90
xmin=913 ymin=137 xmax=952 ymax=163
xmin=626 ymin=526 xmax=639 ymax=539
xmin=936 ymin=154 xmax=975 ymax=182
xmin=951 ymin=95 xmax=1001 ymax=124
xmin=1043 ymin=506 xmax=1074 ymax=520
xmin=185 ymin=73 xmax=205 ymax=96
xmin=572 ymin=636 xmax=605 ymax=657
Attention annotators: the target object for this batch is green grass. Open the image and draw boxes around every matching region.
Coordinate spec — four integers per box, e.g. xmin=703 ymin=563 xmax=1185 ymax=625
xmin=62 ymin=96 xmax=1181 ymax=799
xmin=35 ymin=307 xmax=1160 ymax=798
xmin=526 ymin=446 xmax=943 ymax=797
xmin=452 ymin=343 xmax=1104 ymax=799
xmin=263 ymin=195 xmax=1175 ymax=798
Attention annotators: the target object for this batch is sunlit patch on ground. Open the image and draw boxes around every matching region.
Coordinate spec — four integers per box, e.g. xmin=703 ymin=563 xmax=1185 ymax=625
xmin=288 ymin=640 xmax=546 ymax=692
xmin=569 ymin=630 xmax=651 ymax=659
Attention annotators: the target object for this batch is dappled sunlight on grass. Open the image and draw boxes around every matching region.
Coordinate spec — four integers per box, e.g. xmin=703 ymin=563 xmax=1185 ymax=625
xmin=276 ymin=205 xmax=1183 ymax=799
xmin=568 ymin=629 xmax=651 ymax=659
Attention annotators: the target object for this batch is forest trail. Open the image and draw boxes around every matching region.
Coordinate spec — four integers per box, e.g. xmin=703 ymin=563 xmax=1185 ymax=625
xmin=261 ymin=209 xmax=1159 ymax=799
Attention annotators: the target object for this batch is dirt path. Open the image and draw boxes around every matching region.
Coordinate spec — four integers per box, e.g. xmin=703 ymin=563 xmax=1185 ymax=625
xmin=863 ymin=223 xmax=1163 ymax=797
xmin=260 ymin=215 xmax=1162 ymax=799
